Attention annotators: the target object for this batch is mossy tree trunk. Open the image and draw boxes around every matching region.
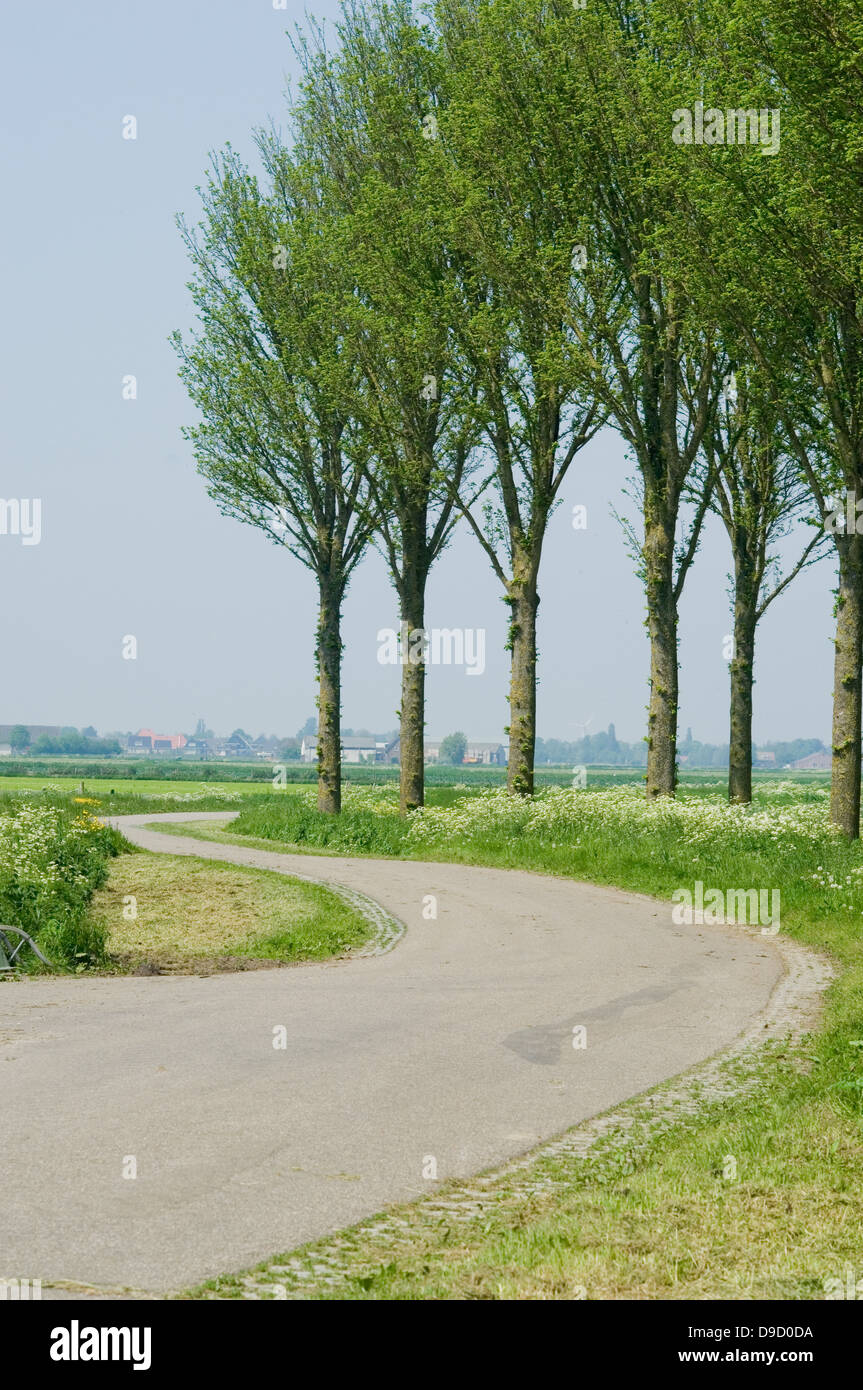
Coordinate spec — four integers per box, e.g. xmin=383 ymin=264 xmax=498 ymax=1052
xmin=729 ymin=561 xmax=758 ymax=804
xmin=644 ymin=504 xmax=679 ymax=799
xmin=830 ymin=531 xmax=863 ymax=838
xmin=506 ymin=549 xmax=539 ymax=797
xmin=316 ymin=572 xmax=344 ymax=815
xmin=398 ymin=573 xmax=426 ymax=816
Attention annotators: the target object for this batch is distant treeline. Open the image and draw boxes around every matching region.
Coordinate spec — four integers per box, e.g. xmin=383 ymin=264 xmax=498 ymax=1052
xmin=27 ymin=733 xmax=122 ymax=757
xmin=535 ymin=730 xmax=826 ymax=769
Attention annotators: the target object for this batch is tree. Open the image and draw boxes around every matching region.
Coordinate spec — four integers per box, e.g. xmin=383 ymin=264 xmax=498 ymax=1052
xmin=9 ymin=725 xmax=30 ymax=752
xmin=436 ymin=0 xmax=603 ymax=796
xmin=702 ymin=367 xmax=827 ymax=802
xmin=294 ymin=1 xmax=479 ymax=814
xmin=439 ymin=730 xmax=467 ymax=765
xmin=559 ymin=0 xmax=722 ymax=798
xmin=174 ymin=144 xmax=377 ymax=814
xmin=669 ymin=0 xmax=863 ymax=832
xmin=453 ymin=0 xmax=719 ymax=798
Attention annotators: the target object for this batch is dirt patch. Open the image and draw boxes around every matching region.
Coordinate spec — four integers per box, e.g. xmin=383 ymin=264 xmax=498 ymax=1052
xmin=113 ymin=950 xmax=355 ymax=977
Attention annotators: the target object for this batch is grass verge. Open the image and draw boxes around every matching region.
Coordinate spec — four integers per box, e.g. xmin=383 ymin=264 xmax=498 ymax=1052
xmin=90 ymin=850 xmax=372 ymax=974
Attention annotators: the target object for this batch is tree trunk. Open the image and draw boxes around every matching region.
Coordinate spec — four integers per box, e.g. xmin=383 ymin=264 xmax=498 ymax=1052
xmin=316 ymin=576 xmax=342 ymax=815
xmin=506 ymin=559 xmax=539 ymax=796
xmin=729 ymin=580 xmax=757 ymax=804
xmin=830 ymin=532 xmax=863 ymax=838
xmin=644 ymin=514 xmax=678 ymax=798
xmin=398 ymin=581 xmax=426 ymax=816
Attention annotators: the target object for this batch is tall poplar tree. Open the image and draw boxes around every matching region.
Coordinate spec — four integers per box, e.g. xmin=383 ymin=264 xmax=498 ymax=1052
xmin=669 ymin=0 xmax=863 ymax=832
xmin=174 ymin=147 xmax=375 ymax=814
xmin=293 ymin=1 xmax=478 ymax=813
xmin=436 ymin=0 xmax=603 ymax=796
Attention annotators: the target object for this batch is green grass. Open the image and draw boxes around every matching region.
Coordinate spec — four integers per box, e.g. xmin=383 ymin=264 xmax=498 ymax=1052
xmin=175 ymin=775 xmax=863 ymax=1300
xmin=0 ymin=776 xmax=278 ymax=797
xmin=90 ymin=850 xmax=371 ymax=972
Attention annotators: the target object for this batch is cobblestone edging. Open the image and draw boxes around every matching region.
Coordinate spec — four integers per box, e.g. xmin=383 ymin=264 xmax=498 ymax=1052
xmin=224 ymin=929 xmax=833 ymax=1301
xmin=319 ymin=879 xmax=405 ymax=957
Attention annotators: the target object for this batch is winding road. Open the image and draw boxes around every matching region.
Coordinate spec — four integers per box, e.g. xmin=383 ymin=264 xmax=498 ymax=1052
xmin=0 ymin=812 xmax=787 ymax=1296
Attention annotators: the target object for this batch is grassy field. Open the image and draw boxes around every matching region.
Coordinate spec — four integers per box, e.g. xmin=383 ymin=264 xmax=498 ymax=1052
xmin=171 ymin=773 xmax=863 ymax=1301
xmin=91 ymin=851 xmax=372 ymax=974
xmin=0 ymin=775 xmax=273 ymax=797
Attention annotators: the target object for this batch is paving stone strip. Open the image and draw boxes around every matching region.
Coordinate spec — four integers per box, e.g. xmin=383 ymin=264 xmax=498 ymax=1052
xmin=216 ymin=931 xmax=833 ymax=1301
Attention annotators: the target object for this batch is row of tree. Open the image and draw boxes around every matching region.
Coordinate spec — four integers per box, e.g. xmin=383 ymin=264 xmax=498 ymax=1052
xmin=9 ymin=726 xmax=122 ymax=756
xmin=175 ymin=0 xmax=863 ymax=832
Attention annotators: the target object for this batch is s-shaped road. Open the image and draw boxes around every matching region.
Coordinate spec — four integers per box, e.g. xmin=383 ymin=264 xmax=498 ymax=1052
xmin=0 ymin=812 xmax=785 ymax=1295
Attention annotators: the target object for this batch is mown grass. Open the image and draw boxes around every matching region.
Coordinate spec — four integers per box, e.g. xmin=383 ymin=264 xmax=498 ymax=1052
xmin=90 ymin=851 xmax=371 ymax=973
xmin=178 ymin=776 xmax=863 ymax=1300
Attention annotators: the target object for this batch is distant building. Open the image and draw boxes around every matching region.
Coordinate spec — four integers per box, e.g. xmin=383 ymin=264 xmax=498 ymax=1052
xmin=128 ymin=728 xmax=187 ymax=754
xmin=754 ymin=750 xmax=777 ymax=765
xmin=252 ymin=735 xmax=279 ymax=759
xmin=790 ymin=751 xmax=832 ymax=771
xmin=220 ymin=732 xmax=255 ymax=759
xmin=182 ymin=736 xmax=211 ymax=760
xmin=301 ymin=735 xmax=379 ymax=765
xmin=425 ymin=740 xmax=508 ymax=766
xmin=387 ymin=738 xmax=508 ymax=766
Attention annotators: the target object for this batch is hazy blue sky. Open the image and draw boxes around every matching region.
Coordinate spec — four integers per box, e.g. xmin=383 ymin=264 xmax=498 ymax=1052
xmin=1 ymin=0 xmax=834 ymax=745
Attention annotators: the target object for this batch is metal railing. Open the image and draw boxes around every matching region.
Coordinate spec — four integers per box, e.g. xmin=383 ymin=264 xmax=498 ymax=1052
xmin=0 ymin=926 xmax=53 ymax=971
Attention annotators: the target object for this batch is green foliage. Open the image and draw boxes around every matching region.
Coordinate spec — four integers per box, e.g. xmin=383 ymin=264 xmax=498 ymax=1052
xmin=233 ymin=788 xmax=409 ymax=856
xmin=0 ymin=805 xmax=120 ymax=971
xmin=438 ymin=731 xmax=467 ymax=765
xmin=30 ymin=732 xmax=121 ymax=756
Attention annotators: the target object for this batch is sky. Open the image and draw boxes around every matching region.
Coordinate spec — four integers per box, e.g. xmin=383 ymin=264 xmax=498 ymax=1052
xmin=0 ymin=0 xmax=835 ymax=746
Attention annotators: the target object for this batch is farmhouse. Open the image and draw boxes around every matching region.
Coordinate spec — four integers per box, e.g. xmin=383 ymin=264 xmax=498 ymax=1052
xmin=385 ymin=738 xmax=507 ymax=766
xmin=301 ymin=735 xmax=381 ymax=764
xmin=128 ymin=728 xmax=187 ymax=753
xmin=424 ymin=740 xmax=507 ymax=766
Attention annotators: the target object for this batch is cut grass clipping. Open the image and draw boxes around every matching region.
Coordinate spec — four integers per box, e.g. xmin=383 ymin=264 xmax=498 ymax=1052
xmin=92 ymin=852 xmax=370 ymax=973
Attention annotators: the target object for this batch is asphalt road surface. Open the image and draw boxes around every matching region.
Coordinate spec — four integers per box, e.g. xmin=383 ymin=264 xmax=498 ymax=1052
xmin=0 ymin=812 xmax=783 ymax=1295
